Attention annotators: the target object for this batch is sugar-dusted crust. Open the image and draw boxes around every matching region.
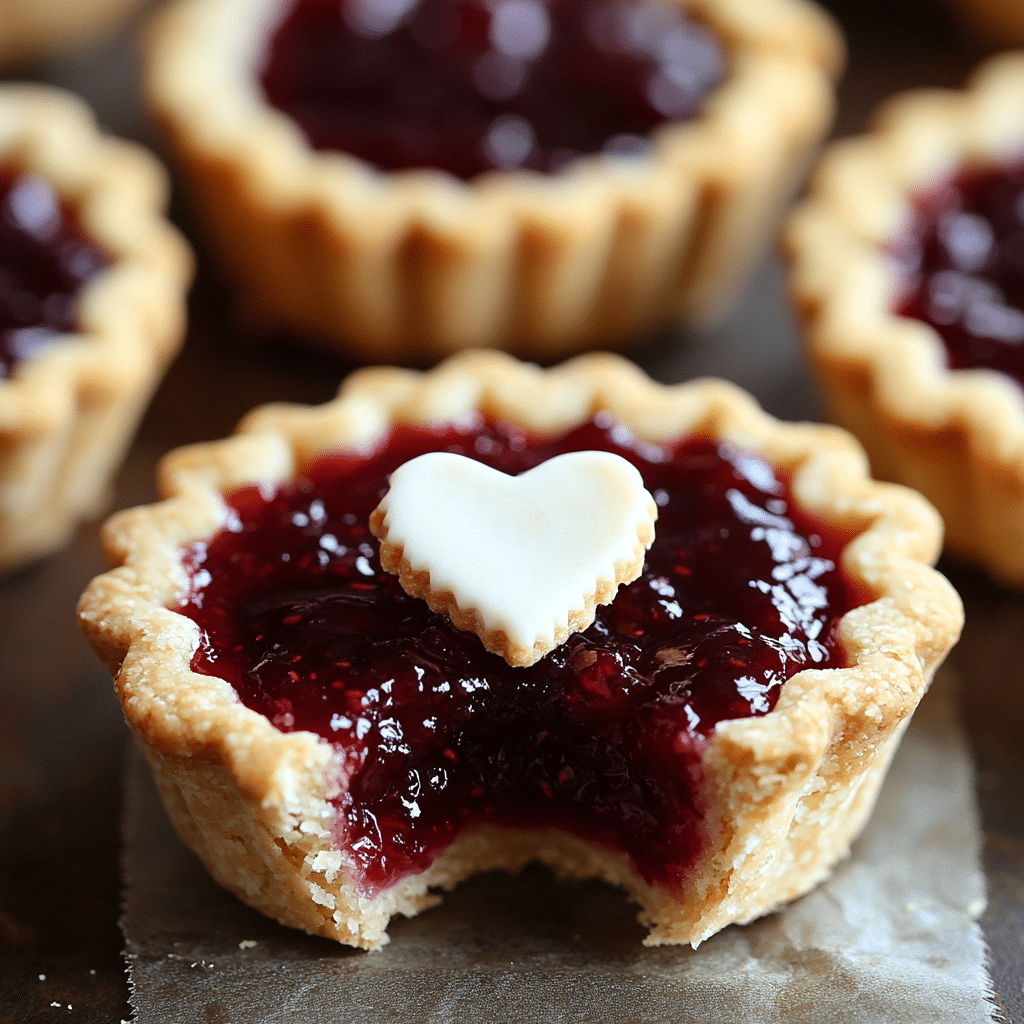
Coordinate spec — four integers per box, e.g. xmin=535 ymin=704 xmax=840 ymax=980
xmin=787 ymin=52 xmax=1024 ymax=587
xmin=370 ymin=451 xmax=657 ymax=667
xmin=144 ymin=0 xmax=842 ymax=361
xmin=0 ymin=85 xmax=192 ymax=571
xmin=0 ymin=0 xmax=143 ymax=68
xmin=79 ymin=351 xmax=961 ymax=950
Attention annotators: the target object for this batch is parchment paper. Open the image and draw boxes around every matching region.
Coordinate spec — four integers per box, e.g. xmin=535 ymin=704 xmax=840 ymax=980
xmin=120 ymin=669 xmax=995 ymax=1023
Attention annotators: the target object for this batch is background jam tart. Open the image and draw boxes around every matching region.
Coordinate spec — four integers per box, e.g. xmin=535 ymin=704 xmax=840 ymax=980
xmin=0 ymin=84 xmax=191 ymax=571
xmin=261 ymin=0 xmax=725 ymax=179
xmin=894 ymin=156 xmax=1024 ymax=385
xmin=78 ymin=351 xmax=960 ymax=950
xmin=786 ymin=51 xmax=1024 ymax=587
xmin=145 ymin=0 xmax=842 ymax=360
xmin=0 ymin=164 xmax=110 ymax=380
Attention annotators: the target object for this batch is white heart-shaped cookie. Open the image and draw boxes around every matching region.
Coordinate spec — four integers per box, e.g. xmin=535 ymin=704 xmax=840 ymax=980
xmin=369 ymin=451 xmax=657 ymax=667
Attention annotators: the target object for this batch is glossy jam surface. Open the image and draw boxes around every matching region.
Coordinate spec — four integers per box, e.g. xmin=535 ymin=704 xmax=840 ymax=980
xmin=181 ymin=417 xmax=858 ymax=895
xmin=895 ymin=156 xmax=1024 ymax=386
xmin=260 ymin=0 xmax=725 ymax=179
xmin=0 ymin=166 xmax=109 ymax=380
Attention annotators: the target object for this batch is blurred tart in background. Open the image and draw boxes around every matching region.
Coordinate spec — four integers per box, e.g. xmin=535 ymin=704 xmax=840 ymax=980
xmin=788 ymin=52 xmax=1024 ymax=587
xmin=0 ymin=84 xmax=191 ymax=570
xmin=145 ymin=0 xmax=843 ymax=362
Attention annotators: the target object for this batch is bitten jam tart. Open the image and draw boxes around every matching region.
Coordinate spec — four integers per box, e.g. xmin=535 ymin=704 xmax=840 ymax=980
xmin=144 ymin=0 xmax=842 ymax=360
xmin=0 ymin=84 xmax=191 ymax=570
xmin=0 ymin=0 xmax=144 ymax=69
xmin=787 ymin=52 xmax=1024 ymax=587
xmin=78 ymin=351 xmax=961 ymax=950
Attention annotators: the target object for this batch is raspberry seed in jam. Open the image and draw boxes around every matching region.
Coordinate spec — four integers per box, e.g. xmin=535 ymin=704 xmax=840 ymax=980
xmin=180 ymin=417 xmax=858 ymax=896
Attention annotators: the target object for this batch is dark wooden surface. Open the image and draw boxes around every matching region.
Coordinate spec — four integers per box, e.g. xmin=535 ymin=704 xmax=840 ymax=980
xmin=2 ymin=1 xmax=1023 ymax=1020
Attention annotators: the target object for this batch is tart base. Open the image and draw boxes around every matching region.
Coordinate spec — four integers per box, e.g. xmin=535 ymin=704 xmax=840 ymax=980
xmin=0 ymin=383 xmax=153 ymax=571
xmin=133 ymin=682 xmax=909 ymax=950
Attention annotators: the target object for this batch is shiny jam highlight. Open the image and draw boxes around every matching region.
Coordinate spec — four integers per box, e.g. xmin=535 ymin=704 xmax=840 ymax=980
xmin=0 ymin=165 xmax=109 ymax=380
xmin=260 ymin=0 xmax=725 ymax=179
xmin=180 ymin=417 xmax=858 ymax=895
xmin=895 ymin=155 xmax=1024 ymax=386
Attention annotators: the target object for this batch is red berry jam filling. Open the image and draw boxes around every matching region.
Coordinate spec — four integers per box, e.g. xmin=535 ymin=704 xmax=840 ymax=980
xmin=260 ymin=0 xmax=725 ymax=179
xmin=181 ymin=417 xmax=859 ymax=896
xmin=895 ymin=154 xmax=1024 ymax=387
xmin=0 ymin=165 xmax=110 ymax=380
xmin=182 ymin=415 xmax=856 ymax=897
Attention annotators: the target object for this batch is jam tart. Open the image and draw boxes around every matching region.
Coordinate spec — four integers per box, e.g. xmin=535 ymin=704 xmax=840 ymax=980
xmin=78 ymin=350 xmax=961 ymax=951
xmin=0 ymin=84 xmax=191 ymax=570
xmin=787 ymin=51 xmax=1024 ymax=587
xmin=0 ymin=0 xmax=144 ymax=69
xmin=144 ymin=0 xmax=843 ymax=361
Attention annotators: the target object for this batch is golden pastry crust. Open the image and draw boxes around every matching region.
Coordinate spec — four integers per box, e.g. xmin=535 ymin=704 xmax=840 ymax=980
xmin=78 ymin=350 xmax=961 ymax=951
xmin=787 ymin=52 xmax=1024 ymax=587
xmin=0 ymin=84 xmax=192 ymax=570
xmin=0 ymin=0 xmax=144 ymax=68
xmin=144 ymin=0 xmax=842 ymax=361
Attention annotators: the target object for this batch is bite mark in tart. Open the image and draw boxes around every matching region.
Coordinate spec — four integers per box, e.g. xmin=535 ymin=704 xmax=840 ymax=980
xmin=0 ymin=84 xmax=192 ymax=571
xmin=787 ymin=52 xmax=1024 ymax=587
xmin=144 ymin=0 xmax=843 ymax=359
xmin=78 ymin=351 xmax=961 ymax=951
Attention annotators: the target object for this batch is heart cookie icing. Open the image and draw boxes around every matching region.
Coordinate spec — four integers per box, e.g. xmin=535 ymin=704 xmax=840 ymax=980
xmin=369 ymin=451 xmax=658 ymax=667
